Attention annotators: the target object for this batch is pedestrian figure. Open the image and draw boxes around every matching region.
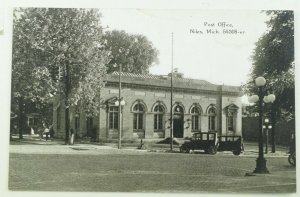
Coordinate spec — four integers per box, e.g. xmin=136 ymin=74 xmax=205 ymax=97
xmin=30 ymin=127 xmax=35 ymax=135
xmin=39 ymin=127 xmax=43 ymax=140
xmin=50 ymin=126 xmax=55 ymax=139
xmin=70 ymin=128 xmax=75 ymax=145
xmin=138 ymin=138 xmax=146 ymax=149
xmin=43 ymin=125 xmax=50 ymax=141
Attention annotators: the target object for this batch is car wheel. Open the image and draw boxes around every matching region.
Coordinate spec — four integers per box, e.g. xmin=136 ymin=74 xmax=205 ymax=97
xmin=288 ymin=153 xmax=296 ymax=166
xmin=233 ymin=150 xmax=241 ymax=155
xmin=207 ymin=146 xmax=217 ymax=155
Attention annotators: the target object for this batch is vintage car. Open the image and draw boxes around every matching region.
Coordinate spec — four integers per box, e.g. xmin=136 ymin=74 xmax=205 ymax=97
xmin=180 ymin=132 xmax=218 ymax=154
xmin=217 ymin=135 xmax=244 ymax=155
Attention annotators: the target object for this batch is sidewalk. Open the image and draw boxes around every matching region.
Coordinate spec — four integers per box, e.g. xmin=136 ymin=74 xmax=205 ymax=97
xmin=9 ymin=135 xmax=148 ymax=155
xmin=9 ymin=134 xmax=290 ymax=157
xmin=242 ymin=142 xmax=290 ymax=157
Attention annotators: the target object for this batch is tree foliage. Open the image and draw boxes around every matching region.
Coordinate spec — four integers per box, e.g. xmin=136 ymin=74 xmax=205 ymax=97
xmin=243 ymin=11 xmax=294 ymax=121
xmin=12 ymin=8 xmax=109 ymax=140
xmin=11 ymin=8 xmax=160 ymax=141
xmin=103 ymin=30 xmax=159 ymax=74
xmin=12 ymin=8 xmax=109 ymax=115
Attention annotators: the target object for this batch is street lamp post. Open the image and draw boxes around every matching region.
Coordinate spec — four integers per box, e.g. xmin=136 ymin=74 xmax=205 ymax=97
xmin=115 ymin=97 xmax=125 ymax=149
xmin=114 ymin=64 xmax=125 ymax=149
xmin=271 ymin=107 xmax=276 ymax=153
xmin=170 ymin=32 xmax=174 ymax=151
xmin=248 ymin=76 xmax=276 ymax=174
xmin=263 ymin=119 xmax=272 ymax=154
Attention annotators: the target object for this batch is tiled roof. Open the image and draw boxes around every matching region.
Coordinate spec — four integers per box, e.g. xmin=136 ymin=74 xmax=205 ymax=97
xmin=106 ymin=72 xmax=241 ymax=93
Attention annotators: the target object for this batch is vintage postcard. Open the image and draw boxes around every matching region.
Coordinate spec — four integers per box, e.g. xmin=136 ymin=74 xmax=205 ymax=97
xmin=0 ymin=0 xmax=298 ymax=196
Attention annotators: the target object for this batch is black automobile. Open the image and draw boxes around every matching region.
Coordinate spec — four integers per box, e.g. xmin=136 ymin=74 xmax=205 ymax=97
xmin=180 ymin=132 xmax=218 ymax=154
xmin=217 ymin=135 xmax=244 ymax=155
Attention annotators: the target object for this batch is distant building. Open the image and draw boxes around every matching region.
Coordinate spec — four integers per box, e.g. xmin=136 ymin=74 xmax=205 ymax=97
xmin=53 ymin=71 xmax=243 ymax=141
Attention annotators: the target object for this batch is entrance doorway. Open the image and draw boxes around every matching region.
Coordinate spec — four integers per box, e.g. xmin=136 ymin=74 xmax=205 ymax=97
xmin=173 ymin=105 xmax=184 ymax=138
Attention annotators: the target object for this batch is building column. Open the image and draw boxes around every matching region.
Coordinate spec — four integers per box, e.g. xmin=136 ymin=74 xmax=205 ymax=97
xmin=98 ymin=107 xmax=107 ymax=141
xmin=221 ymin=113 xmax=227 ymax=136
xmin=145 ymin=113 xmax=154 ymax=139
xmin=184 ymin=114 xmax=192 ymax=138
xmin=164 ymin=114 xmax=171 ymax=138
xmin=235 ymin=108 xmax=242 ymax=136
xmin=122 ymin=109 xmax=133 ymax=139
xmin=217 ymin=85 xmax=223 ymax=136
xmin=201 ymin=115 xmax=209 ymax=132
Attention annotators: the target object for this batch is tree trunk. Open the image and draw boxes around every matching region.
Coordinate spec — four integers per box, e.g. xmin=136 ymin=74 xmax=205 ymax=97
xmin=64 ymin=63 xmax=70 ymax=145
xmin=65 ymin=100 xmax=70 ymax=144
xmin=18 ymin=97 xmax=24 ymax=139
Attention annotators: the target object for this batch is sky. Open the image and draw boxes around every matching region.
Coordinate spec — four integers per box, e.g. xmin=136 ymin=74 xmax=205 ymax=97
xmin=100 ymin=9 xmax=269 ymax=87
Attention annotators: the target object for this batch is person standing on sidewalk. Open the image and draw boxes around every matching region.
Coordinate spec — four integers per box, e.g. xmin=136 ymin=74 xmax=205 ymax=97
xmin=43 ymin=124 xmax=50 ymax=141
xmin=39 ymin=127 xmax=43 ymax=140
xmin=70 ymin=128 xmax=75 ymax=145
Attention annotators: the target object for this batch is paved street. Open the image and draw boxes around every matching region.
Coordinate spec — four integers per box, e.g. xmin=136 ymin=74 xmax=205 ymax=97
xmin=8 ymin=138 xmax=296 ymax=193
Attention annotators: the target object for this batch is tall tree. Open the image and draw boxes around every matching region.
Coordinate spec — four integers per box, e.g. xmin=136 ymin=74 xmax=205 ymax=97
xmin=244 ymin=10 xmax=294 ymax=120
xmin=12 ymin=8 xmax=109 ymax=143
xmin=103 ymin=30 xmax=159 ymax=74
xmin=243 ymin=11 xmax=294 ymax=152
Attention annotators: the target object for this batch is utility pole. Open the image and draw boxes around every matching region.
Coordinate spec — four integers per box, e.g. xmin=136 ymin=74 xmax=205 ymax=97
xmin=170 ymin=32 xmax=174 ymax=151
xmin=118 ymin=64 xmax=122 ymax=149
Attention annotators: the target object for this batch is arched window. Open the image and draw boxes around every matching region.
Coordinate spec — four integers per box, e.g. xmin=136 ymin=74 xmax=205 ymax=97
xmin=109 ymin=106 xmax=119 ymax=129
xmin=133 ymin=103 xmax=145 ymax=130
xmin=208 ymin=108 xmax=216 ymax=131
xmin=227 ymin=111 xmax=234 ymax=131
xmin=224 ymin=104 xmax=239 ymax=133
xmin=191 ymin=107 xmax=201 ymax=131
xmin=154 ymin=105 xmax=165 ymax=130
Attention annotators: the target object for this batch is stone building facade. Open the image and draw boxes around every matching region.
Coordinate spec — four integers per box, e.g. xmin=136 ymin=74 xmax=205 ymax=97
xmin=53 ymin=71 xmax=243 ymax=141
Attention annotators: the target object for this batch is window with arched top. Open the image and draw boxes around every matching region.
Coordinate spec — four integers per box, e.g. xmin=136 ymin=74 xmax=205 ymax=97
xmin=133 ymin=103 xmax=145 ymax=130
xmin=208 ymin=108 xmax=217 ymax=131
xmin=154 ymin=105 xmax=165 ymax=130
xmin=225 ymin=104 xmax=239 ymax=133
xmin=191 ymin=106 xmax=201 ymax=132
xmin=227 ymin=111 xmax=234 ymax=131
xmin=108 ymin=106 xmax=119 ymax=129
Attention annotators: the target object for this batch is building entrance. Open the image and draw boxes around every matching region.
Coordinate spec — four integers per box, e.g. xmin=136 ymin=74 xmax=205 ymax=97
xmin=173 ymin=115 xmax=184 ymax=138
xmin=173 ymin=105 xmax=184 ymax=138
